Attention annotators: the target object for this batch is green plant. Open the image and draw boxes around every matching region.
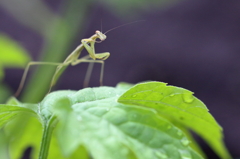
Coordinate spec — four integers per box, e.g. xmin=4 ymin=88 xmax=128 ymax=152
xmin=0 ymin=82 xmax=231 ymax=159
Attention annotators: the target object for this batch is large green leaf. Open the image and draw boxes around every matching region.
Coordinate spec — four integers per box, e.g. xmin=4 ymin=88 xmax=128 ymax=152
xmin=1 ymin=82 xmax=230 ymax=159
xmin=118 ymin=82 xmax=231 ymax=159
xmin=47 ymin=87 xmax=202 ymax=159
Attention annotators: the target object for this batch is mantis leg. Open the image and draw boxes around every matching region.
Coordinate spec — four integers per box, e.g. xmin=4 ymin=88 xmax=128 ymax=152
xmin=81 ymin=39 xmax=110 ymax=60
xmin=71 ymin=57 xmax=105 ymax=87
xmin=15 ymin=61 xmax=64 ymax=97
xmin=84 ymin=62 xmax=94 ymax=87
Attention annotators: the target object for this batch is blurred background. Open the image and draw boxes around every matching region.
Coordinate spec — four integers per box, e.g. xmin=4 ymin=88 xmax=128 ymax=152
xmin=0 ymin=0 xmax=240 ymax=158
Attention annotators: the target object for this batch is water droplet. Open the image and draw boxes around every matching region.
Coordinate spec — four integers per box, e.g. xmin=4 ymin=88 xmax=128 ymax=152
xmin=108 ymin=91 xmax=114 ymax=95
xmin=177 ymin=130 xmax=183 ymax=136
xmin=155 ymin=151 xmax=168 ymax=158
xmin=181 ymin=137 xmax=190 ymax=146
xmin=170 ymin=94 xmax=175 ymax=97
xmin=182 ymin=93 xmax=194 ymax=103
xmin=178 ymin=150 xmax=192 ymax=159
xmin=132 ymin=94 xmax=137 ymax=98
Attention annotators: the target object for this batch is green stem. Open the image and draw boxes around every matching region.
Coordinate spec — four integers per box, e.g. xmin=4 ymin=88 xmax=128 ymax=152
xmin=39 ymin=116 xmax=57 ymax=159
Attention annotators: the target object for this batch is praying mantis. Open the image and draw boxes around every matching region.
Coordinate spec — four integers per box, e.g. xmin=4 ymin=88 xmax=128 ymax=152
xmin=15 ymin=30 xmax=110 ymax=97
xmin=15 ymin=21 xmax=143 ymax=97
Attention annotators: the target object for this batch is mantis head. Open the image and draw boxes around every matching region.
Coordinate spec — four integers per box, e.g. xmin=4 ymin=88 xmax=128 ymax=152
xmin=96 ymin=30 xmax=107 ymax=42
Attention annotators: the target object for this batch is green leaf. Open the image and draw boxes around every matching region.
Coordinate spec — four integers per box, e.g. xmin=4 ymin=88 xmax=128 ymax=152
xmin=48 ymin=87 xmax=202 ymax=159
xmin=0 ymin=97 xmax=39 ymax=159
xmin=0 ymin=129 xmax=9 ymax=159
xmin=6 ymin=116 xmax=42 ymax=159
xmin=0 ymin=33 xmax=31 ymax=69
xmin=3 ymin=83 xmax=228 ymax=159
xmin=0 ymin=103 xmax=36 ymax=128
xmin=175 ymin=124 xmax=206 ymax=158
xmin=118 ymin=82 xmax=231 ymax=159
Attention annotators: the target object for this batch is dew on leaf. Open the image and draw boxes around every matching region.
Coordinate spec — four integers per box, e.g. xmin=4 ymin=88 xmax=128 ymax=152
xmin=177 ymin=130 xmax=183 ymax=137
xmin=108 ymin=91 xmax=114 ymax=95
xmin=181 ymin=137 xmax=190 ymax=146
xmin=167 ymin=125 xmax=172 ymax=130
xmin=182 ymin=93 xmax=194 ymax=103
xmin=178 ymin=150 xmax=192 ymax=159
xmin=170 ymin=94 xmax=175 ymax=97
xmin=132 ymin=94 xmax=137 ymax=98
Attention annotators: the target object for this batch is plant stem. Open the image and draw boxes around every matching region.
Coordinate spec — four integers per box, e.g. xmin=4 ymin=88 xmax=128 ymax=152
xmin=39 ymin=116 xmax=57 ymax=159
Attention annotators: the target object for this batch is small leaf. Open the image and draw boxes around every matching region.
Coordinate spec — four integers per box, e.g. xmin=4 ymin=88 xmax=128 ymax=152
xmin=118 ymin=81 xmax=231 ymax=159
xmin=0 ymin=98 xmax=39 ymax=159
xmin=0 ymin=104 xmax=36 ymax=128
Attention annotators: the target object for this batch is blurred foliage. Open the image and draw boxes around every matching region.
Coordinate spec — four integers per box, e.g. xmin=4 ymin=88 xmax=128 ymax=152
xmin=0 ymin=33 xmax=30 ymax=79
xmin=0 ymin=33 xmax=30 ymax=103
